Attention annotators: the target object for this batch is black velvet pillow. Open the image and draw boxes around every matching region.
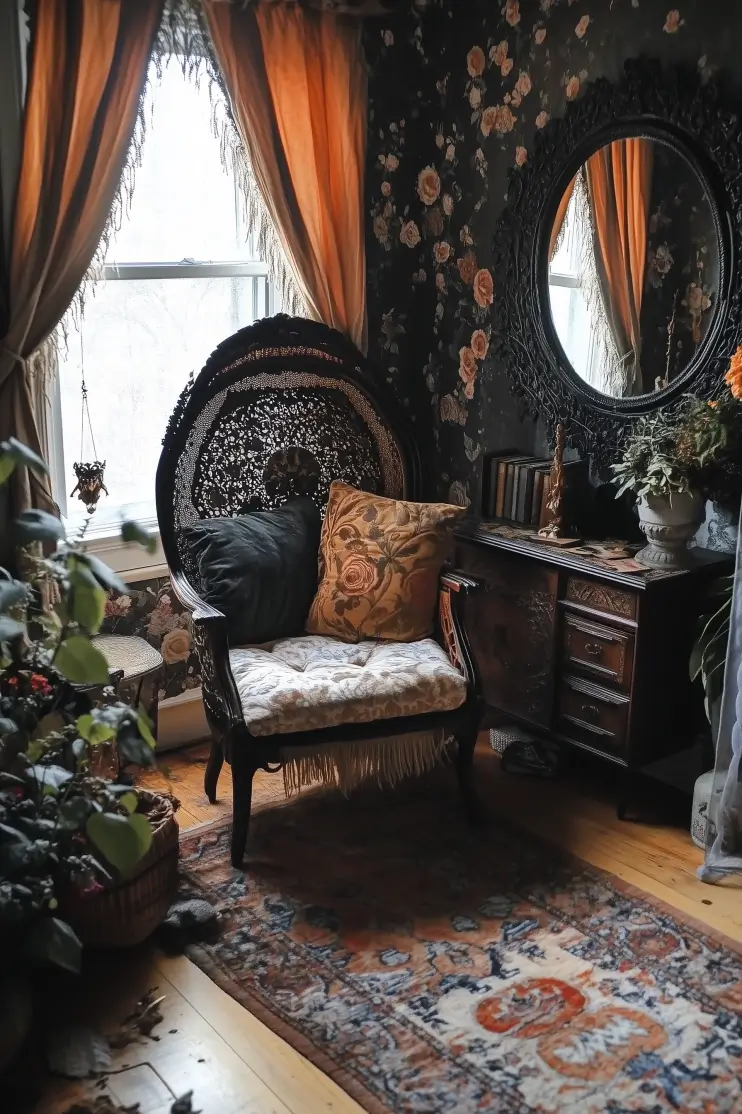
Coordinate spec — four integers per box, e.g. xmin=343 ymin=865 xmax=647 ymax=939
xmin=182 ymin=498 xmax=322 ymax=646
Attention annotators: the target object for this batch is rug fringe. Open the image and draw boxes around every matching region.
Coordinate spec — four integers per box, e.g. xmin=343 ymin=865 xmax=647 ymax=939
xmin=280 ymin=731 xmax=451 ymax=798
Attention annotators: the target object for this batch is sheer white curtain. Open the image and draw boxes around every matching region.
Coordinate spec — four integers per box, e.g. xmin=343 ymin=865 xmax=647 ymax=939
xmin=699 ymin=502 xmax=742 ymax=882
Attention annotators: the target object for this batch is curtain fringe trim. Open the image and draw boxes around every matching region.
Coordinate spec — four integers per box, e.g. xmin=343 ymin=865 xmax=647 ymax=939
xmin=279 ymin=730 xmax=451 ymax=798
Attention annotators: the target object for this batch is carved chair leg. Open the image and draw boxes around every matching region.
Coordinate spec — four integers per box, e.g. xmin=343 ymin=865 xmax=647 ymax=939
xmin=204 ymin=738 xmax=224 ymax=804
xmin=456 ymin=702 xmax=486 ymax=826
xmin=230 ymin=747 xmax=257 ymax=869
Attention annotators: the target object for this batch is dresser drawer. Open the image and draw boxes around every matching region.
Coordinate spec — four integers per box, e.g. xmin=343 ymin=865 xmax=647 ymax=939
xmin=562 ymin=614 xmax=633 ymax=690
xmin=565 ymin=577 xmax=637 ymax=622
xmin=556 ymin=676 xmax=629 ymax=758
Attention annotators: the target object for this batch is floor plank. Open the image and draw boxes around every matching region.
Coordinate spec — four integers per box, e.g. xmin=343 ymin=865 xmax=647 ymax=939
xmin=30 ymin=737 xmax=741 ymax=1114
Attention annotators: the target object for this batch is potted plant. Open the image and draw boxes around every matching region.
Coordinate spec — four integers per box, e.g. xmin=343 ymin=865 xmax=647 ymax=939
xmin=0 ymin=439 xmax=177 ymax=1067
xmin=612 ymin=409 xmax=703 ymax=568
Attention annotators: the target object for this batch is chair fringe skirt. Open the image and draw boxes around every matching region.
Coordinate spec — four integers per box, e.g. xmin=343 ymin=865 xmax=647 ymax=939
xmin=280 ymin=729 xmax=451 ymax=797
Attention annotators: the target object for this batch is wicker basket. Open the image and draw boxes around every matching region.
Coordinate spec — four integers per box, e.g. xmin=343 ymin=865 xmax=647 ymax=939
xmin=61 ymin=791 xmax=179 ymax=949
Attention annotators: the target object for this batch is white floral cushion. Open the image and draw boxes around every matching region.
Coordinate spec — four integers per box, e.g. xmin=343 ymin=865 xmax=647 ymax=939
xmin=229 ymin=635 xmax=467 ymax=736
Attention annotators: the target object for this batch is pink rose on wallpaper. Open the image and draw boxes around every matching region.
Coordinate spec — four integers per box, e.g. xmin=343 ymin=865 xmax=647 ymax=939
xmin=535 ymin=28 xmax=547 ymax=45
xmin=481 ymin=104 xmax=516 ymax=136
xmin=471 ymin=330 xmax=489 ymax=360
xmin=161 ymin=628 xmax=192 ymax=665
xmin=381 ymin=181 xmax=391 ymax=197
xmin=536 ymin=110 xmax=550 ymax=129
xmin=565 ymin=75 xmax=581 ymax=100
xmin=373 ymin=215 xmax=389 ymax=244
xmin=504 ymin=0 xmax=520 ymax=27
xmin=458 ymin=347 xmax=477 ymax=395
xmin=467 ymin=46 xmax=486 ymax=77
xmin=473 ymin=268 xmax=494 ymax=308
xmin=417 ymin=166 xmax=441 ymax=206
xmin=458 ymin=251 xmax=478 ymax=284
xmin=501 ymin=58 xmax=514 ymax=77
xmin=515 ymin=71 xmax=532 ymax=98
xmin=385 ymin=154 xmax=399 ymax=171
xmin=664 ymin=10 xmax=682 ymax=33
xmin=400 ymin=220 xmax=421 ymax=248
xmin=469 ymin=86 xmax=482 ymax=108
xmin=445 ymin=143 xmax=455 ymax=161
xmin=515 ymin=145 xmax=528 ymax=167
xmin=436 ymin=271 xmax=446 ymax=292
xmin=434 ymin=241 xmax=451 ymax=264
xmin=442 ymin=193 xmax=454 ymax=216
xmin=575 ymin=15 xmax=590 ymax=39
xmin=491 ymin=40 xmax=508 ymax=67
xmin=105 ymin=594 xmax=132 ymax=618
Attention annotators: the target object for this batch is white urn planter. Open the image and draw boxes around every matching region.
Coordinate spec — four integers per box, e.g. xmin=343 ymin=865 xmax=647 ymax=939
xmin=636 ymin=490 xmax=704 ymax=569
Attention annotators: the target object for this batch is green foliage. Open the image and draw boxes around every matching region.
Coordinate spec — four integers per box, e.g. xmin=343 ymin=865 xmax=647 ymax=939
xmin=0 ymin=439 xmax=161 ymax=975
xmin=690 ymin=573 xmax=734 ymax=731
xmin=612 ymin=409 xmax=691 ymax=500
xmin=612 ymin=390 xmax=742 ymax=505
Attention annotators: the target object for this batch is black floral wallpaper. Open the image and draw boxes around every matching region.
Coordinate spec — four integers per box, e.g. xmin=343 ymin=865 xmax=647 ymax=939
xmin=364 ymin=0 xmax=742 ymax=510
xmin=102 ymin=579 xmax=201 ymax=700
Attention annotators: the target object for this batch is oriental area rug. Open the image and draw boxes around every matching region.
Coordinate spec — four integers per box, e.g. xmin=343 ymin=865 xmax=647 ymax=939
xmin=177 ymin=755 xmax=742 ymax=1114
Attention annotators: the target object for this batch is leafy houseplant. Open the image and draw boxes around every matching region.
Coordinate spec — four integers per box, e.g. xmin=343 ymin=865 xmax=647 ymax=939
xmin=0 ymin=438 xmax=164 ymax=1016
xmin=611 ymin=409 xmax=702 ymax=568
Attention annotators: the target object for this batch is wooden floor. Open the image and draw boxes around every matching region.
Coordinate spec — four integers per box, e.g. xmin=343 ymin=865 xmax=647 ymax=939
xmin=32 ymin=738 xmax=742 ymax=1114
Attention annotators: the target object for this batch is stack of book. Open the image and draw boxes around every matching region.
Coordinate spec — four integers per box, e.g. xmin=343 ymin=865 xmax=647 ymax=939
xmin=481 ymin=450 xmax=555 ymax=527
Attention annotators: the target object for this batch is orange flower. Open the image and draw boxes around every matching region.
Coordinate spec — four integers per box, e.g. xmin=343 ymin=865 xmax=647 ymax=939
xmin=575 ymin=15 xmax=590 ymax=38
xmin=725 ymin=345 xmax=742 ymax=400
xmin=417 ymin=166 xmax=441 ymax=206
xmin=400 ymin=220 xmax=421 ymax=248
xmin=504 ymin=0 xmax=520 ymax=27
xmin=434 ymin=241 xmax=451 ymax=264
xmin=457 ymin=252 xmax=478 ymax=285
xmin=481 ymin=104 xmax=517 ymax=137
xmin=663 ymin=9 xmax=682 ymax=33
xmin=338 ymin=555 xmax=377 ymax=596
xmin=515 ymin=146 xmax=528 ymax=167
xmin=515 ymin=71 xmax=532 ymax=97
xmin=473 ymin=268 xmax=494 ymax=308
xmin=467 ymin=46 xmax=485 ymax=77
xmin=536 ymin=110 xmax=550 ymax=129
xmin=565 ymin=75 xmax=581 ymax=100
xmin=471 ymin=329 xmax=489 ymax=359
xmin=491 ymin=40 xmax=508 ymax=67
xmin=459 ymin=347 xmax=477 ymax=397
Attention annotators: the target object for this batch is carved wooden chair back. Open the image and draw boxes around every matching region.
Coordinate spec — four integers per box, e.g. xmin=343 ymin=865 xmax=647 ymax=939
xmin=156 ymin=315 xmax=419 ymax=595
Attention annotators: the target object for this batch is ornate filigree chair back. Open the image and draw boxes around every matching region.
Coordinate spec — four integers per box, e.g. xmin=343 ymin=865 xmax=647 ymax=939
xmin=156 ymin=315 xmax=416 ymax=591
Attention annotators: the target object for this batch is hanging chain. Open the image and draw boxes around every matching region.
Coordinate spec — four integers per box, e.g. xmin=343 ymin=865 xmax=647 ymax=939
xmin=79 ymin=331 xmax=98 ymax=461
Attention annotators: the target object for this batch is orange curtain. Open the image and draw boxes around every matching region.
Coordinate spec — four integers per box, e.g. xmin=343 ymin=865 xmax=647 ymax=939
xmin=203 ymin=1 xmax=368 ymax=352
xmin=0 ymin=0 xmax=163 ymax=519
xmin=585 ymin=138 xmax=653 ymax=394
xmin=549 ymin=175 xmax=576 ymax=262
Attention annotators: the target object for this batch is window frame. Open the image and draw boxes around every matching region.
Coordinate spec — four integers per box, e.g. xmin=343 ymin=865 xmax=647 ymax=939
xmin=48 ymin=60 xmax=277 ymax=575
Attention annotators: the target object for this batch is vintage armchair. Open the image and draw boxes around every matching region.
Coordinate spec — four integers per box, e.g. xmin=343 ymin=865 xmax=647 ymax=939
xmin=156 ymin=315 xmax=484 ymax=867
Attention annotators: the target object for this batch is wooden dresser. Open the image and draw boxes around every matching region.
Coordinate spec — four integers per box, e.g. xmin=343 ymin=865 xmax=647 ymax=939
xmin=454 ymin=520 xmax=731 ymax=799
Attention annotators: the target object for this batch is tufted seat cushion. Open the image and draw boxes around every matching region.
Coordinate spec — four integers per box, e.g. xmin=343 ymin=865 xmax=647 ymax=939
xmin=228 ymin=635 xmax=468 ymax=737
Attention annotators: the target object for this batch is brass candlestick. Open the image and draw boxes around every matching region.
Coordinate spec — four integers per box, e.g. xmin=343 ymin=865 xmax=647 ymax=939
xmin=538 ymin=422 xmax=565 ymax=538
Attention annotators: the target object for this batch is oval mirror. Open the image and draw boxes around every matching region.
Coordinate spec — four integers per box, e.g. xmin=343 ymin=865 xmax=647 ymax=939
xmin=546 ymin=137 xmax=719 ymax=399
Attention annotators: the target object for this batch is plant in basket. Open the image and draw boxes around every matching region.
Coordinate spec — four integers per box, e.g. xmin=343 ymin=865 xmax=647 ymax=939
xmin=0 ymin=440 xmax=178 ymax=1068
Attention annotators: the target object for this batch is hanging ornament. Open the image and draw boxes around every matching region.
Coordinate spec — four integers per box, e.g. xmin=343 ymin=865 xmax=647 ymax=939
xmin=71 ymin=336 xmax=108 ymax=514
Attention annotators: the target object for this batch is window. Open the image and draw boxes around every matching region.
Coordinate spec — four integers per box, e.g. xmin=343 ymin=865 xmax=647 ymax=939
xmin=548 ymin=185 xmax=602 ymax=389
xmin=53 ymin=59 xmax=279 ymax=548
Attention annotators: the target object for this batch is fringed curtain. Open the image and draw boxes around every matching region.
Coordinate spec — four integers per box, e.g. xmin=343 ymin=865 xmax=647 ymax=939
xmin=202 ymin=0 xmax=368 ymax=351
xmin=585 ymin=138 xmax=654 ymax=397
xmin=0 ymin=0 xmax=163 ymax=520
xmin=548 ymin=176 xmax=576 ymax=262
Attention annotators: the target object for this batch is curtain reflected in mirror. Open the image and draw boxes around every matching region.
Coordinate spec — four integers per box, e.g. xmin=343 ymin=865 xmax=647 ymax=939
xmin=547 ymin=138 xmax=718 ymax=399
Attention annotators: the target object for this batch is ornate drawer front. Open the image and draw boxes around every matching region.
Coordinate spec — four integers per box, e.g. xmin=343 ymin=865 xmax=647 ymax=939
xmin=565 ymin=577 xmax=637 ymax=622
xmin=557 ymin=675 xmax=629 ymax=758
xmin=562 ymin=614 xmax=633 ymax=690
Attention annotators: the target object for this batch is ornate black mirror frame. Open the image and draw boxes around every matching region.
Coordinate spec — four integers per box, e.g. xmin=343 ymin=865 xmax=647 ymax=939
xmin=492 ymin=58 xmax=742 ymax=470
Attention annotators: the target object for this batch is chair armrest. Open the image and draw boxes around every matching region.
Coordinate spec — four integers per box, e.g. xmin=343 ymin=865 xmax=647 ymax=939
xmin=438 ymin=568 xmax=482 ymax=695
xmin=170 ymin=572 xmax=244 ymax=746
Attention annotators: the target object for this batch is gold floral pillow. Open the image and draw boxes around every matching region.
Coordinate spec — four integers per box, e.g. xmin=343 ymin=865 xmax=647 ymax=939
xmin=306 ymin=481 xmax=466 ymax=643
